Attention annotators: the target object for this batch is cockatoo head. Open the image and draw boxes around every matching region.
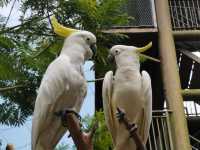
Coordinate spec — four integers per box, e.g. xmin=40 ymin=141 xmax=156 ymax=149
xmin=108 ymin=42 xmax=152 ymax=65
xmin=51 ymin=16 xmax=97 ymax=60
xmin=65 ymin=31 xmax=97 ymax=60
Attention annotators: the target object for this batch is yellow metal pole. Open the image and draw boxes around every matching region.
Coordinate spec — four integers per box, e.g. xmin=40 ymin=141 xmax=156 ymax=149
xmin=154 ymin=0 xmax=191 ymax=150
xmin=182 ymin=89 xmax=200 ymax=99
xmin=173 ymin=30 xmax=200 ymax=41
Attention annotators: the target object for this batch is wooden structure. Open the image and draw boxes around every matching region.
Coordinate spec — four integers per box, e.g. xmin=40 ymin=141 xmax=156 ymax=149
xmin=95 ymin=0 xmax=200 ymax=149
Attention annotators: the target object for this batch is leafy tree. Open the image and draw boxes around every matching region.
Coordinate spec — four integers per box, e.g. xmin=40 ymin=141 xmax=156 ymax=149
xmin=0 ymin=0 xmax=130 ymax=126
xmin=0 ymin=0 xmax=12 ymax=7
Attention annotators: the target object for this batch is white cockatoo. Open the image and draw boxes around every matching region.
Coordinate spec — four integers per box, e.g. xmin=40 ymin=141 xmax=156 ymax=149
xmin=102 ymin=42 xmax=153 ymax=150
xmin=32 ymin=16 xmax=97 ymax=150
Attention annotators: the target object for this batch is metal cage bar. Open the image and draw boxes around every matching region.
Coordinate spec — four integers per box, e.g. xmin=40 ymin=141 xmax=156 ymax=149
xmin=147 ymin=110 xmax=174 ymax=150
xmin=169 ymin=0 xmax=200 ymax=30
xmin=147 ymin=110 xmax=200 ymax=150
xmin=122 ymin=0 xmax=156 ymax=26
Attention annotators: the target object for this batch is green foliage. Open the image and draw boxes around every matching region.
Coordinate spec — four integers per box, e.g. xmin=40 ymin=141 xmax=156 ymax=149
xmin=0 ymin=0 xmax=130 ymax=126
xmin=92 ymin=111 xmax=113 ymax=150
xmin=0 ymin=0 xmax=12 ymax=7
xmin=0 ymin=35 xmax=15 ymax=49
xmin=55 ymin=143 xmax=70 ymax=150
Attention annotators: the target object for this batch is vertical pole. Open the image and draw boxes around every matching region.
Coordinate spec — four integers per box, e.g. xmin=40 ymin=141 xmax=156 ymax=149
xmin=154 ymin=0 xmax=191 ymax=150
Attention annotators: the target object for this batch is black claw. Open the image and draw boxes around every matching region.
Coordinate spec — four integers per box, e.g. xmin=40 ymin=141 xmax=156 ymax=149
xmin=67 ymin=130 xmax=82 ymax=138
xmin=54 ymin=109 xmax=82 ymax=127
xmin=129 ymin=123 xmax=137 ymax=129
xmin=64 ymin=109 xmax=82 ymax=121
xmin=54 ymin=111 xmax=63 ymax=117
xmin=116 ymin=107 xmax=125 ymax=122
xmin=54 ymin=110 xmax=68 ymax=126
xmin=129 ymin=123 xmax=138 ymax=138
xmin=68 ymin=133 xmax=71 ymax=138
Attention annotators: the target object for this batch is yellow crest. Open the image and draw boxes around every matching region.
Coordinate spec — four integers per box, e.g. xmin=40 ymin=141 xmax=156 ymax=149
xmin=135 ymin=42 xmax=160 ymax=62
xmin=51 ymin=16 xmax=79 ymax=37
xmin=136 ymin=42 xmax=152 ymax=53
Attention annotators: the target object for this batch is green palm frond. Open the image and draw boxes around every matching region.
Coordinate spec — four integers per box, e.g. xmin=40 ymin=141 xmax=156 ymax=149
xmin=0 ymin=35 xmax=15 ymax=49
xmin=0 ymin=100 xmax=31 ymax=126
xmin=0 ymin=53 xmax=22 ymax=80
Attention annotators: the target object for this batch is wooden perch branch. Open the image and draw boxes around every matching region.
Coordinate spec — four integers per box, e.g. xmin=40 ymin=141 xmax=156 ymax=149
xmin=182 ymin=89 xmax=200 ymax=98
xmin=117 ymin=108 xmax=146 ymax=150
xmin=63 ymin=113 xmax=98 ymax=150
xmin=6 ymin=144 xmax=14 ymax=150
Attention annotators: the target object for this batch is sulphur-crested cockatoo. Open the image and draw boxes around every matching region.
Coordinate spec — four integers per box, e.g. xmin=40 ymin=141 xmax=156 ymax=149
xmin=102 ymin=42 xmax=153 ymax=150
xmin=32 ymin=16 xmax=96 ymax=150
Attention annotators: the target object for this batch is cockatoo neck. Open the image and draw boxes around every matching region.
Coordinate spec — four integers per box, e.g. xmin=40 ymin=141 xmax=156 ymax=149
xmin=116 ymin=51 xmax=140 ymax=70
xmin=60 ymin=47 xmax=85 ymax=76
xmin=60 ymin=43 xmax=86 ymax=65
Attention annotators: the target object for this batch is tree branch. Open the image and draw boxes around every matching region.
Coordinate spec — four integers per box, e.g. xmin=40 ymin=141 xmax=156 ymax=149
xmin=6 ymin=31 xmax=55 ymax=37
xmin=0 ymin=78 xmax=104 ymax=92
xmin=0 ymin=85 xmax=26 ymax=92
xmin=4 ymin=0 xmax=17 ymax=28
xmin=0 ymin=15 xmax=53 ymax=35
xmin=117 ymin=108 xmax=146 ymax=150
xmin=63 ymin=113 xmax=98 ymax=150
xmin=87 ymin=78 xmax=104 ymax=83
xmin=6 ymin=144 xmax=14 ymax=150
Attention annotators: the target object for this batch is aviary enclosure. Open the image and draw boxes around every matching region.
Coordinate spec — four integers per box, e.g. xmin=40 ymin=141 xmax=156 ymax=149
xmin=96 ymin=0 xmax=200 ymax=149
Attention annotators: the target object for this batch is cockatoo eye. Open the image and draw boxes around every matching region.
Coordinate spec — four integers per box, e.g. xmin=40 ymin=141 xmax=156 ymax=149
xmin=86 ymin=38 xmax=90 ymax=41
xmin=115 ymin=49 xmax=120 ymax=55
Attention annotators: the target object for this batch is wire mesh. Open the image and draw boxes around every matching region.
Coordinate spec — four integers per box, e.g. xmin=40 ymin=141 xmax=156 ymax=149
xmin=169 ymin=0 xmax=200 ymax=30
xmin=123 ymin=0 xmax=156 ymax=26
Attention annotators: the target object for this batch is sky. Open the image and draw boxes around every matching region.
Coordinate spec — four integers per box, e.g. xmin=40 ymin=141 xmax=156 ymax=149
xmin=0 ymin=1 xmax=95 ymax=149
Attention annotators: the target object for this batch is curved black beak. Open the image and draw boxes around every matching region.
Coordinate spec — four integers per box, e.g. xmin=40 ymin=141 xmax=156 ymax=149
xmin=90 ymin=44 xmax=97 ymax=55
xmin=107 ymin=54 xmax=114 ymax=63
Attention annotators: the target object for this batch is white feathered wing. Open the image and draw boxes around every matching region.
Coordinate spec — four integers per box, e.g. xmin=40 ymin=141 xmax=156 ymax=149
xmin=32 ymin=55 xmax=86 ymax=150
xmin=102 ymin=71 xmax=118 ymax=144
xmin=140 ymin=70 xmax=152 ymax=143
